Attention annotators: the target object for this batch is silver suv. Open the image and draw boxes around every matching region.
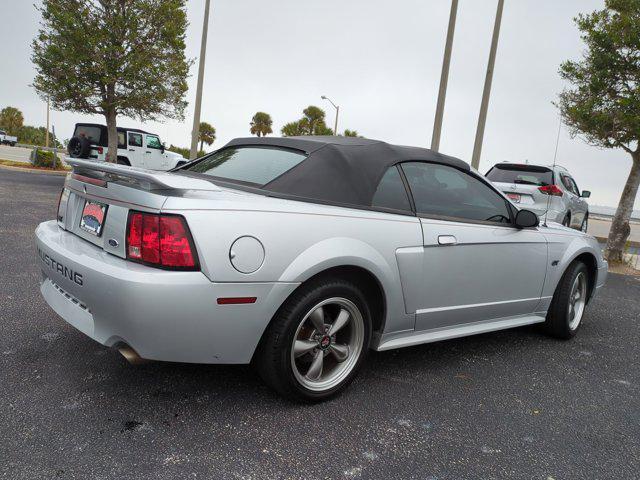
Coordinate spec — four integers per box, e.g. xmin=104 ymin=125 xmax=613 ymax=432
xmin=486 ymin=163 xmax=590 ymax=232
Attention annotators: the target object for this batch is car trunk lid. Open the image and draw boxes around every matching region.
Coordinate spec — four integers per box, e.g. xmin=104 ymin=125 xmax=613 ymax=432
xmin=59 ymin=158 xmax=222 ymax=259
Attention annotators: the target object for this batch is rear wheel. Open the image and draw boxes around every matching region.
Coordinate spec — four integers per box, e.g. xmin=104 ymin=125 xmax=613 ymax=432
xmin=255 ymin=278 xmax=371 ymax=402
xmin=544 ymin=261 xmax=589 ymax=339
xmin=580 ymin=214 xmax=589 ymax=233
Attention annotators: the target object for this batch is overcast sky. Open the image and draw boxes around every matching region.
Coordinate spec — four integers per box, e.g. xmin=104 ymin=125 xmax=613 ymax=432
xmin=0 ymin=0 xmax=637 ymax=209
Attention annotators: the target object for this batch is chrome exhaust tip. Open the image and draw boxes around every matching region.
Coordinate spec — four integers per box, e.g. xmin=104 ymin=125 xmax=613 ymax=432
xmin=118 ymin=345 xmax=148 ymax=365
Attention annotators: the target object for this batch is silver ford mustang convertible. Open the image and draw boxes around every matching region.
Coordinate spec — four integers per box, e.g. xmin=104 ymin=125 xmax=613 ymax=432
xmin=36 ymin=136 xmax=607 ymax=401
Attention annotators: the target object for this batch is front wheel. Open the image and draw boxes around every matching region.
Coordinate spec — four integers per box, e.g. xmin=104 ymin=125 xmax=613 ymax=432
xmin=544 ymin=261 xmax=589 ymax=339
xmin=255 ymin=278 xmax=371 ymax=402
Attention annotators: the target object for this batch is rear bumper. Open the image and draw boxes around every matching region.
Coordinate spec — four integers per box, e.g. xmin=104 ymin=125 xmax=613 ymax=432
xmin=35 ymin=220 xmax=298 ymax=364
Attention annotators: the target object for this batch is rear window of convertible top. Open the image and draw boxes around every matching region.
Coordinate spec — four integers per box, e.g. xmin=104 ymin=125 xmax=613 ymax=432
xmin=182 ymin=146 xmax=306 ymax=186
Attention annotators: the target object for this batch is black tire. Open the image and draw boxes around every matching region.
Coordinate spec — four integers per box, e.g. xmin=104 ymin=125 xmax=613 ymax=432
xmin=117 ymin=157 xmax=131 ymax=166
xmin=580 ymin=213 xmax=589 ymax=233
xmin=255 ymin=277 xmax=372 ymax=402
xmin=67 ymin=136 xmax=91 ymax=158
xmin=544 ymin=261 xmax=590 ymax=340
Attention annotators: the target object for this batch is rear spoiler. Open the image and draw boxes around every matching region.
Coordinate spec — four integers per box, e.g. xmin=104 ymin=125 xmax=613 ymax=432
xmin=66 ymin=158 xmax=220 ymax=191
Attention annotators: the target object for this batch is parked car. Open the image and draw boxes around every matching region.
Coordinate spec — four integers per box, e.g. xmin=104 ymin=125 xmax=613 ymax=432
xmin=67 ymin=123 xmax=185 ymax=170
xmin=36 ymin=137 xmax=607 ymax=401
xmin=486 ymin=163 xmax=591 ymax=231
xmin=0 ymin=130 xmax=17 ymax=146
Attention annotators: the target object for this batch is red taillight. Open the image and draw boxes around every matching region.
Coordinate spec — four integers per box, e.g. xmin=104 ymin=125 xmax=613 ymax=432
xmin=127 ymin=212 xmax=143 ymax=259
xmin=538 ymin=185 xmax=563 ymax=196
xmin=141 ymin=214 xmax=160 ymax=264
xmin=96 ymin=146 xmax=104 ymax=154
xmin=126 ymin=211 xmax=198 ymax=270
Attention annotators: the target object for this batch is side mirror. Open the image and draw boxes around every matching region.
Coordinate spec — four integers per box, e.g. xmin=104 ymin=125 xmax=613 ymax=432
xmin=161 ymin=143 xmax=166 ymax=153
xmin=581 ymin=190 xmax=591 ymax=198
xmin=515 ymin=209 xmax=539 ymax=228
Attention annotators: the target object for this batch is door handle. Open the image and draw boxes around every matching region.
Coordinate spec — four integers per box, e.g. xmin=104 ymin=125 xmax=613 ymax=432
xmin=128 ymin=149 xmax=135 ymax=152
xmin=438 ymin=235 xmax=457 ymax=246
xmin=145 ymin=151 xmax=151 ymax=154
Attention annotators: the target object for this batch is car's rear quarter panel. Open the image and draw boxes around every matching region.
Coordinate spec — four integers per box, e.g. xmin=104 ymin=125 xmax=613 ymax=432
xmin=163 ymin=193 xmax=423 ymax=335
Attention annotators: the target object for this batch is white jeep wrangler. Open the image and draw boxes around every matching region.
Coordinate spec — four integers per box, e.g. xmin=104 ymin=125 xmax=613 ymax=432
xmin=67 ymin=123 xmax=186 ymax=170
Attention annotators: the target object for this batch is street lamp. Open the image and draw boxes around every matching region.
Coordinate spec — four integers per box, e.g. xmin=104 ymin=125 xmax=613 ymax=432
xmin=431 ymin=0 xmax=458 ymax=152
xmin=321 ymin=95 xmax=339 ymax=136
xmin=471 ymin=0 xmax=505 ymax=169
xmin=190 ymin=0 xmax=211 ymax=160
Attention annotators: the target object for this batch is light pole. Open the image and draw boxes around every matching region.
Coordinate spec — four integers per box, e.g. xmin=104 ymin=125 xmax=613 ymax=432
xmin=431 ymin=0 xmax=458 ymax=152
xmin=46 ymin=96 xmax=50 ymax=148
xmin=321 ymin=95 xmax=339 ymax=135
xmin=471 ymin=0 xmax=505 ymax=170
xmin=190 ymin=0 xmax=211 ymax=160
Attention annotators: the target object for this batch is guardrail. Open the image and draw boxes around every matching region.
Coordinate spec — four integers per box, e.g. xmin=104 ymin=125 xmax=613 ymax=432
xmin=15 ymin=143 xmax=64 ymax=153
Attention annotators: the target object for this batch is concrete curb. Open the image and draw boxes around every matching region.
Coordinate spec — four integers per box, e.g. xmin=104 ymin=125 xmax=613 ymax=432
xmin=0 ymin=163 xmax=69 ymax=176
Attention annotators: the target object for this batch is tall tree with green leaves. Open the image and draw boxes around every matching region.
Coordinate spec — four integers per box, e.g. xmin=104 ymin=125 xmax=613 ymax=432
xmin=250 ymin=112 xmax=273 ymax=137
xmin=19 ymin=125 xmax=62 ymax=148
xmin=281 ymin=120 xmax=305 ymax=136
xmin=557 ymin=0 xmax=640 ymax=262
xmin=281 ymin=106 xmax=334 ymax=136
xmin=32 ymin=0 xmax=192 ymax=163
xmin=198 ymin=121 xmax=216 ymax=151
xmin=0 ymin=106 xmax=24 ymax=136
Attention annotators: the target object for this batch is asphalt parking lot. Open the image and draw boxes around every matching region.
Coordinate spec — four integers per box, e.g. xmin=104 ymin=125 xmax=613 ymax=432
xmin=1 ymin=168 xmax=639 ymax=479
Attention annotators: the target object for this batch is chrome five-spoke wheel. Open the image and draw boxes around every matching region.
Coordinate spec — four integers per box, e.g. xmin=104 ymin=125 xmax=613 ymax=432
xmin=568 ymin=271 xmax=587 ymax=330
xmin=291 ymin=297 xmax=365 ymax=392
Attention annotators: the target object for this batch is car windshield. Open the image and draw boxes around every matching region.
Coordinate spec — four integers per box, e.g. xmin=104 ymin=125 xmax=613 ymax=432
xmin=486 ymin=164 xmax=553 ymax=186
xmin=183 ymin=146 xmax=306 ymax=186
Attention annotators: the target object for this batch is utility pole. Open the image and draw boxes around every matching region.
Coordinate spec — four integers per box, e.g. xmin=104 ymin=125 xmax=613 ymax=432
xmin=190 ymin=0 xmax=211 ymax=160
xmin=431 ymin=0 xmax=458 ymax=152
xmin=45 ymin=96 xmax=50 ymax=148
xmin=471 ymin=0 xmax=504 ymax=170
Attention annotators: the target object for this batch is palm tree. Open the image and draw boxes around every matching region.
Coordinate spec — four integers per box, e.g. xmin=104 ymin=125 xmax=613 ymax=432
xmin=281 ymin=106 xmax=333 ymax=136
xmin=198 ymin=122 xmax=216 ymax=151
xmin=0 ymin=106 xmax=24 ymax=136
xmin=302 ymin=106 xmax=327 ymax=134
xmin=281 ymin=120 xmax=305 ymax=137
xmin=250 ymin=112 xmax=273 ymax=137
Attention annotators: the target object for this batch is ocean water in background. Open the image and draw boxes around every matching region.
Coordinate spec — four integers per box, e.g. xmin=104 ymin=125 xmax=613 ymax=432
xmin=590 ymin=205 xmax=640 ymax=220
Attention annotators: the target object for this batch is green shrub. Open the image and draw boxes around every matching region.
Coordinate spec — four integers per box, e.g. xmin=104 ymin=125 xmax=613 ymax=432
xmin=167 ymin=144 xmax=206 ymax=159
xmin=31 ymin=149 xmax=63 ymax=169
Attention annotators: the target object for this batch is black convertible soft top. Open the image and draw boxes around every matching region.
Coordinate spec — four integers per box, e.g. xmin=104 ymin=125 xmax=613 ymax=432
xmin=221 ymin=136 xmax=469 ymax=208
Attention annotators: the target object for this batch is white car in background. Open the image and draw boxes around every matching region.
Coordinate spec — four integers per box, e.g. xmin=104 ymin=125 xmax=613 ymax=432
xmin=486 ymin=163 xmax=591 ymax=231
xmin=67 ymin=123 xmax=185 ymax=170
xmin=0 ymin=129 xmax=18 ymax=146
